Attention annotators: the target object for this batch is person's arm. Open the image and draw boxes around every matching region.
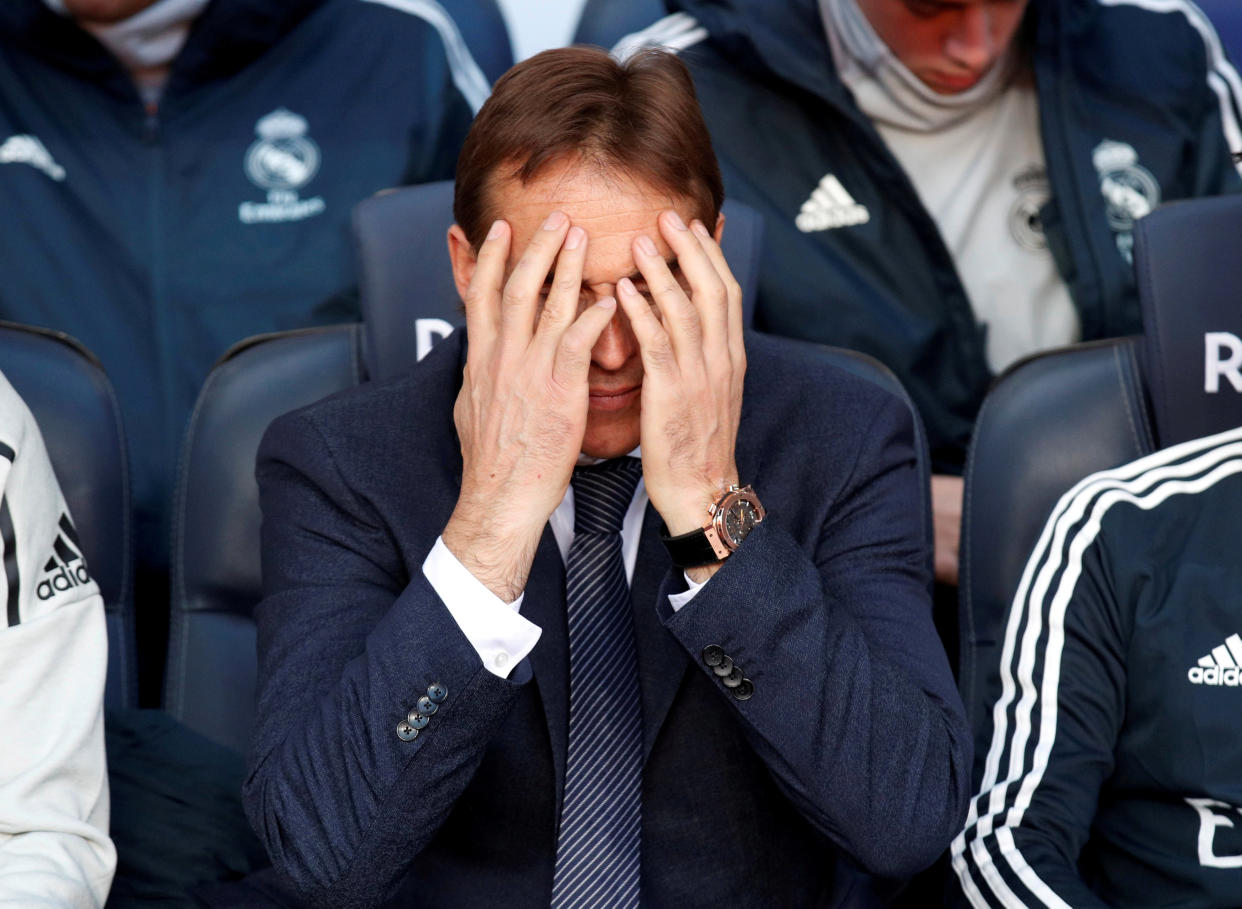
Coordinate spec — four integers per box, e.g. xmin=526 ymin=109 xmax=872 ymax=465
xmin=245 ymin=215 xmax=615 ymax=908
xmin=950 ymin=489 xmax=1125 ymax=908
xmin=617 ymin=213 xmax=971 ymax=876
xmin=0 ymin=389 xmax=115 ymax=907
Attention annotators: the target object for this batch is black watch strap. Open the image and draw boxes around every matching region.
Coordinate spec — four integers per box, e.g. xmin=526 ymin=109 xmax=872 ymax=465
xmin=659 ymin=523 xmax=721 ymax=569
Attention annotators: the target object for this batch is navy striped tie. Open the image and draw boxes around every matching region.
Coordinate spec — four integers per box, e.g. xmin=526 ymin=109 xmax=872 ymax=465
xmin=551 ymin=457 xmax=644 ymax=909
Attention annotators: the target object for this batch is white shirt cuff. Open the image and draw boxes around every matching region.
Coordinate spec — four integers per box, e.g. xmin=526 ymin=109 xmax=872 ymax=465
xmin=667 ymin=571 xmax=707 ymax=613
xmin=422 ymin=536 xmax=542 ymax=678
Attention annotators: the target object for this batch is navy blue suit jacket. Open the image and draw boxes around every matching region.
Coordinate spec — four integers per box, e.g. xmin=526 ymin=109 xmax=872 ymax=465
xmin=244 ymin=331 xmax=970 ymax=908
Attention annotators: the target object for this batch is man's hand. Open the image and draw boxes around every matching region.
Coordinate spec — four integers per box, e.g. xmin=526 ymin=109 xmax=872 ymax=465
xmin=616 ymin=211 xmax=746 ymax=583
xmin=443 ymin=214 xmax=617 ymax=602
xmin=931 ymin=474 xmax=963 ymax=586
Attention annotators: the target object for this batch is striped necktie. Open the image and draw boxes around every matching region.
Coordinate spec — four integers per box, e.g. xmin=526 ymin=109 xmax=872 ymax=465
xmin=551 ymin=456 xmax=644 ymax=909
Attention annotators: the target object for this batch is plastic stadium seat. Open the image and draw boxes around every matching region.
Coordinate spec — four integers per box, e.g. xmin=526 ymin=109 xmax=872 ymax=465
xmin=352 ymin=180 xmax=767 ymax=381
xmin=449 ymin=0 xmax=514 ymax=85
xmin=0 ymin=321 xmax=135 ymax=708
xmin=1199 ymin=0 xmax=1242 ymax=63
xmin=959 ymin=194 xmax=1242 ymax=736
xmin=573 ymin=0 xmax=666 ymax=50
xmin=165 ymin=325 xmax=364 ymax=754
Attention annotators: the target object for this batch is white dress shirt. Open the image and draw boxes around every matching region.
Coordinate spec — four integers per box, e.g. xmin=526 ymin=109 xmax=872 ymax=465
xmin=423 ymin=455 xmax=706 ymax=678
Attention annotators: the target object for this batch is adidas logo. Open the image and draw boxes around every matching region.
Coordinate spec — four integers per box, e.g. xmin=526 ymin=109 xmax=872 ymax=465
xmin=35 ymin=514 xmax=92 ymax=601
xmin=795 ymin=174 xmax=870 ymax=233
xmin=1187 ymin=633 xmax=1242 ymax=687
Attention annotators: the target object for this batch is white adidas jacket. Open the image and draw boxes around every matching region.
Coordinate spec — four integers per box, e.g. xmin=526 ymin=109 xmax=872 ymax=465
xmin=0 ymin=371 xmax=114 ymax=907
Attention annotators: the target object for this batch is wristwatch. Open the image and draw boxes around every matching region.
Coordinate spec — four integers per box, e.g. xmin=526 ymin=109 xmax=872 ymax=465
xmin=660 ymin=485 xmax=765 ymax=569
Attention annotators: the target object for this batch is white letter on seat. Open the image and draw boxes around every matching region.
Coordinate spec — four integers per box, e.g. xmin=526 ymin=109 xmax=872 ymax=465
xmin=416 ymin=318 xmax=455 ymax=362
xmin=1204 ymin=332 xmax=1242 ymax=393
xmin=1186 ymin=798 xmax=1242 ymax=868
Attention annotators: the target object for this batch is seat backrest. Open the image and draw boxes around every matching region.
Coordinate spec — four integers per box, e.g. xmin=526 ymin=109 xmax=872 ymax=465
xmin=1135 ymin=194 xmax=1242 ymax=449
xmin=165 ymin=325 xmax=364 ymax=755
xmin=0 ymin=322 xmax=135 ymax=708
xmin=573 ymin=0 xmax=667 ymax=49
xmin=959 ymin=338 xmax=1154 ymax=732
xmin=352 ymin=180 xmax=767 ymax=381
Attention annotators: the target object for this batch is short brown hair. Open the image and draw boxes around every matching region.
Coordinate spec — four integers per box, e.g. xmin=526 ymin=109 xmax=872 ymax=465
xmin=453 ymin=46 xmax=725 ymax=249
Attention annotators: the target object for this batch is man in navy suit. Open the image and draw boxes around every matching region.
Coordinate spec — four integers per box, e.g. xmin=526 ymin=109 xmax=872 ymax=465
xmin=244 ymin=46 xmax=970 ymax=908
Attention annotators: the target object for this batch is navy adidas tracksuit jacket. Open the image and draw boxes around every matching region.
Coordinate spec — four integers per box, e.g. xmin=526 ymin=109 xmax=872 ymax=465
xmin=0 ymin=0 xmax=479 ymax=557
xmin=955 ymin=426 xmax=1242 ymax=907
xmin=663 ymin=0 xmax=1242 ymax=471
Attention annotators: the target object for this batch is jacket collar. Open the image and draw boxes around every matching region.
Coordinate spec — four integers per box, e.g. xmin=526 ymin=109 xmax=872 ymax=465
xmin=0 ymin=0 xmax=323 ymax=103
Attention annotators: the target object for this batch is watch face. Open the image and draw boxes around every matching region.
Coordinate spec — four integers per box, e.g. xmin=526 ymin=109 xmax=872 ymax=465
xmin=723 ymin=499 xmax=760 ymax=547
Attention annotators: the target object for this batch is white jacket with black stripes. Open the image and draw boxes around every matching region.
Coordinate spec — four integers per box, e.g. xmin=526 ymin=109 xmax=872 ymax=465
xmin=0 ymin=371 xmax=114 ymax=907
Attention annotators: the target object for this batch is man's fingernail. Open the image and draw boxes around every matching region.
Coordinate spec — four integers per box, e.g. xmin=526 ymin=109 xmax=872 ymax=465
xmin=636 ymin=235 xmax=658 ymax=257
xmin=596 ymin=295 xmax=616 ymax=310
xmin=666 ymin=210 xmax=687 ymax=231
xmin=618 ymin=277 xmax=637 ymax=297
xmin=691 ymin=219 xmax=710 ymax=238
xmin=542 ymin=211 xmax=567 ymax=231
xmin=565 ymin=226 xmax=585 ymax=250
xmin=487 ymin=220 xmax=505 ymax=240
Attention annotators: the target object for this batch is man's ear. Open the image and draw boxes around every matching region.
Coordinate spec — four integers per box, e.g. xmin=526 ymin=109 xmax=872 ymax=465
xmin=447 ymin=223 xmax=477 ymax=305
xmin=713 ymin=211 xmax=726 ymax=244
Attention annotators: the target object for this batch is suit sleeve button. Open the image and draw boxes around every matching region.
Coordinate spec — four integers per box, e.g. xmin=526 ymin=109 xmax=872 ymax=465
xmin=397 ymin=721 xmax=420 ymax=742
xmin=702 ymin=645 xmax=725 ymax=667
xmin=406 ymin=710 xmax=430 ymax=729
xmin=722 ymin=667 xmax=744 ymax=688
xmin=427 ymin=683 xmax=448 ymax=703
xmin=711 ymin=655 xmax=735 ymax=677
xmin=416 ymin=695 xmax=438 ymax=716
xmin=731 ymin=679 xmax=754 ymax=701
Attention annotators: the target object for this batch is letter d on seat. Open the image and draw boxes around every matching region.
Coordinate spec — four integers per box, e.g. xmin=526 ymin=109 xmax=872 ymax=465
xmin=1204 ymin=332 xmax=1242 ymax=393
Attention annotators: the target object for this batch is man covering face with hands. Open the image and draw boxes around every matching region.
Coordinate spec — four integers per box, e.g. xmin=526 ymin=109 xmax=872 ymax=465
xmin=245 ymin=47 xmax=970 ymax=909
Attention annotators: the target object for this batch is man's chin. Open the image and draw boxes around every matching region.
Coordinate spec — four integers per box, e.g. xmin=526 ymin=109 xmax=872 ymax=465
xmin=580 ymin=424 xmax=641 ymax=461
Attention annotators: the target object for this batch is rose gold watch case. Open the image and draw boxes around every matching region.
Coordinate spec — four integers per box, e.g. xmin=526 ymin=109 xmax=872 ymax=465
xmin=703 ymin=485 xmax=766 ymax=560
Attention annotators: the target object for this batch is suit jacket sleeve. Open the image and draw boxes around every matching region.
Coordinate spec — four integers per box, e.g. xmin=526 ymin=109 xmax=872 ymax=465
xmin=243 ymin=408 xmax=528 ymax=909
xmin=659 ymin=392 xmax=972 ymax=878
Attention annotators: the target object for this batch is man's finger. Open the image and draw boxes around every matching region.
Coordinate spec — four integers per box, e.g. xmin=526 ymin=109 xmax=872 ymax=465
xmin=658 ymin=210 xmax=729 ymax=357
xmin=552 ymin=296 xmax=617 ymax=390
xmin=632 ymin=231 xmax=701 ymax=360
xmin=500 ymin=210 xmax=570 ymax=346
xmin=691 ymin=218 xmax=745 ymax=370
xmin=533 ymin=225 xmax=587 ymax=354
xmin=617 ymin=277 xmax=677 ymax=379
xmin=462 ymin=219 xmax=510 ymax=362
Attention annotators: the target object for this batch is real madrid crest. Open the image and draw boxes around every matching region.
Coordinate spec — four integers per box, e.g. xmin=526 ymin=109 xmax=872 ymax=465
xmin=1093 ymin=139 xmax=1159 ymax=263
xmin=239 ymin=108 xmax=327 ymax=225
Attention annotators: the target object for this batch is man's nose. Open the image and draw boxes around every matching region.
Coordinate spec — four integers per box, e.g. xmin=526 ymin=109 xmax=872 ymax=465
xmin=944 ymin=6 xmax=996 ymax=72
xmin=590 ymin=307 xmax=638 ymax=371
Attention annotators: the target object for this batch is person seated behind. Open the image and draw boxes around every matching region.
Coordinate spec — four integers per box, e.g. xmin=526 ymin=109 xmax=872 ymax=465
xmin=954 ymin=425 xmax=1242 ymax=906
xmin=0 ymin=0 xmax=482 ymax=676
xmin=244 ymin=46 xmax=971 ymax=907
xmin=0 ymin=372 xmax=115 ymax=906
xmin=627 ymin=0 xmax=1242 ymax=586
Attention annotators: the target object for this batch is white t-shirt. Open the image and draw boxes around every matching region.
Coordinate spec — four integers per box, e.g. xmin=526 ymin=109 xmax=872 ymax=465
xmin=822 ymin=0 xmax=1080 ymax=374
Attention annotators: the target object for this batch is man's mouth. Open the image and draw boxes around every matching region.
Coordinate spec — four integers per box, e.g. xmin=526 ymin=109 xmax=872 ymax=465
xmin=588 ymin=386 xmax=640 ymax=412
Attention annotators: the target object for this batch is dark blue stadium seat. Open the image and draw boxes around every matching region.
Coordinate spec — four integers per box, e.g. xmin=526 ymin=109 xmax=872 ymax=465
xmin=352 ymin=179 xmax=767 ymax=381
xmin=165 ymin=325 xmax=364 ymax=754
xmin=573 ymin=0 xmax=665 ymax=49
xmin=450 ymin=0 xmax=514 ymax=84
xmin=1200 ymin=0 xmax=1242 ymax=63
xmin=0 ymin=321 xmax=136 ymax=708
xmin=960 ymin=193 xmax=1242 ymax=731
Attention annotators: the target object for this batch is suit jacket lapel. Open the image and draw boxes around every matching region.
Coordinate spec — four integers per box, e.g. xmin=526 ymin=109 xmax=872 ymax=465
xmin=521 ymin=526 xmax=570 ymax=816
xmin=631 ymin=503 xmax=690 ymax=764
